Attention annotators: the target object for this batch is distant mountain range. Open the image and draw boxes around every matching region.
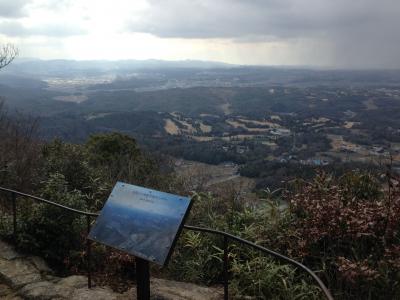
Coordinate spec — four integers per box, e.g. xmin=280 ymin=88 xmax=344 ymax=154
xmin=2 ymin=58 xmax=234 ymax=77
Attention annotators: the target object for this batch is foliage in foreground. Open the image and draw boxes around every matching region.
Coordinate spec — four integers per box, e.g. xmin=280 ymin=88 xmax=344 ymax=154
xmin=0 ymin=126 xmax=174 ymax=268
xmin=1 ymin=110 xmax=400 ymax=299
xmin=286 ymin=171 xmax=400 ymax=299
xmin=167 ymin=191 xmax=324 ymax=299
xmin=167 ymin=169 xmax=400 ymax=300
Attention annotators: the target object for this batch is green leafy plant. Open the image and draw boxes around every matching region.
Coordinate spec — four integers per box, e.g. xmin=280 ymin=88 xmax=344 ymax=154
xmin=16 ymin=173 xmax=87 ymax=270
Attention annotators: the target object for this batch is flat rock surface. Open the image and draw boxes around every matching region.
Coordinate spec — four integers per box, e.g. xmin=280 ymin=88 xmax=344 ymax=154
xmin=151 ymin=278 xmax=223 ymax=300
xmin=0 ymin=240 xmax=24 ymax=260
xmin=0 ymin=240 xmax=223 ymax=300
xmin=0 ymin=283 xmax=23 ymax=300
xmin=0 ymin=258 xmax=42 ymax=288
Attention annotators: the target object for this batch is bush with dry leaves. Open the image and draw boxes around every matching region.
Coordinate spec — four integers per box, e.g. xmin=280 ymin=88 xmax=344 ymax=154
xmin=284 ymin=170 xmax=400 ymax=299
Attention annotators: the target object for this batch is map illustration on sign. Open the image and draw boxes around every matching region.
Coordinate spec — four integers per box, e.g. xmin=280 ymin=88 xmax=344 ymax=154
xmin=88 ymin=182 xmax=192 ymax=266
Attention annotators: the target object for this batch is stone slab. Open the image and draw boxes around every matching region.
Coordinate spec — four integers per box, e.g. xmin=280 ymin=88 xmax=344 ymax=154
xmin=0 ymin=258 xmax=41 ymax=288
xmin=0 ymin=240 xmax=224 ymax=300
xmin=27 ymin=256 xmax=53 ymax=274
xmin=0 ymin=241 xmax=24 ymax=260
xmin=71 ymin=287 xmax=119 ymax=300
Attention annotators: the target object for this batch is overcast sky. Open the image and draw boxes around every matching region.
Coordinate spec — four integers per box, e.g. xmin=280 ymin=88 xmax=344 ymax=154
xmin=0 ymin=0 xmax=399 ymax=68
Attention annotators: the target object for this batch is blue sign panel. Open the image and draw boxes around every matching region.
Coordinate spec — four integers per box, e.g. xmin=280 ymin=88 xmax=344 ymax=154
xmin=88 ymin=182 xmax=192 ymax=266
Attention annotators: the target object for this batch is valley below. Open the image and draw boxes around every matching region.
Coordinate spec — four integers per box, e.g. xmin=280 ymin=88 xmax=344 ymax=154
xmin=1 ymin=60 xmax=400 ymax=190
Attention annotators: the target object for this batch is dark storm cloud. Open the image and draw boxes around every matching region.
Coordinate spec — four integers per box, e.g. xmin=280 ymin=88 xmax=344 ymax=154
xmin=128 ymin=0 xmax=400 ymax=68
xmin=0 ymin=20 xmax=86 ymax=37
xmin=129 ymin=0 xmax=392 ymax=40
xmin=0 ymin=0 xmax=31 ymax=18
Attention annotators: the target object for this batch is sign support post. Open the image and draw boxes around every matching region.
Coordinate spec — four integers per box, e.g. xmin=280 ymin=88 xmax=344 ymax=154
xmin=136 ymin=257 xmax=150 ymax=300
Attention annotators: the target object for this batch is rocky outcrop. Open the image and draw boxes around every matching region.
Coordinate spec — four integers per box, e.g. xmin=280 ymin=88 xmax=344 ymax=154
xmin=0 ymin=240 xmax=223 ymax=300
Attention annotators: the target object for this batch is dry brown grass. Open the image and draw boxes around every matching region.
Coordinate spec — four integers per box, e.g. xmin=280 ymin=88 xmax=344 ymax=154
xmin=164 ymin=119 xmax=180 ymax=135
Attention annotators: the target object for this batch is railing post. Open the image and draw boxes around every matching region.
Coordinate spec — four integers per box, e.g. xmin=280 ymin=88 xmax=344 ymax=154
xmin=223 ymin=235 xmax=229 ymax=300
xmin=11 ymin=192 xmax=17 ymax=241
xmin=136 ymin=257 xmax=150 ymax=300
xmin=86 ymin=215 xmax=92 ymax=289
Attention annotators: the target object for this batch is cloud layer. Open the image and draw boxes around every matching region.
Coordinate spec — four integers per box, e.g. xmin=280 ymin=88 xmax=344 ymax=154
xmin=127 ymin=0 xmax=400 ymax=68
xmin=129 ymin=0 xmax=398 ymax=40
xmin=0 ymin=0 xmax=31 ymax=18
xmin=0 ymin=20 xmax=85 ymax=37
xmin=0 ymin=0 xmax=399 ymax=68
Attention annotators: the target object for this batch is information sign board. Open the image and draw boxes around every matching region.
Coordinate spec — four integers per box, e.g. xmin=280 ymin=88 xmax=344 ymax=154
xmin=88 ymin=182 xmax=192 ymax=266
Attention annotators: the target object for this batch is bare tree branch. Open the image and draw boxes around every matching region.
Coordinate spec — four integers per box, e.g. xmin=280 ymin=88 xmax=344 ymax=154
xmin=0 ymin=44 xmax=18 ymax=69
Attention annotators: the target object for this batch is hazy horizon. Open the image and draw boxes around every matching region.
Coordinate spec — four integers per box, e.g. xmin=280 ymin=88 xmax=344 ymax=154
xmin=8 ymin=56 xmax=400 ymax=72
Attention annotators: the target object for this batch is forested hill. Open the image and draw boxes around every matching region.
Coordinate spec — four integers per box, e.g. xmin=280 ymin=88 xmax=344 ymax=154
xmin=1 ymin=62 xmax=399 ymax=192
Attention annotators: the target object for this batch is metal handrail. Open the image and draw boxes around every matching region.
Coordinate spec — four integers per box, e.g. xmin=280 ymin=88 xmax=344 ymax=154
xmin=0 ymin=187 xmax=98 ymax=217
xmin=0 ymin=186 xmax=333 ymax=300
xmin=185 ymin=225 xmax=333 ymax=299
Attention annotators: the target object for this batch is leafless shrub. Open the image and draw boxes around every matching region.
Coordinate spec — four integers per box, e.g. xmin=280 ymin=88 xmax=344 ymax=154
xmin=0 ymin=102 xmax=41 ymax=191
xmin=0 ymin=44 xmax=18 ymax=69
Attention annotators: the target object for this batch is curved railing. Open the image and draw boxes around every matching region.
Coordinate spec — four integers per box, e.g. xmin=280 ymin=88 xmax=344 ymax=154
xmin=0 ymin=187 xmax=333 ymax=300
